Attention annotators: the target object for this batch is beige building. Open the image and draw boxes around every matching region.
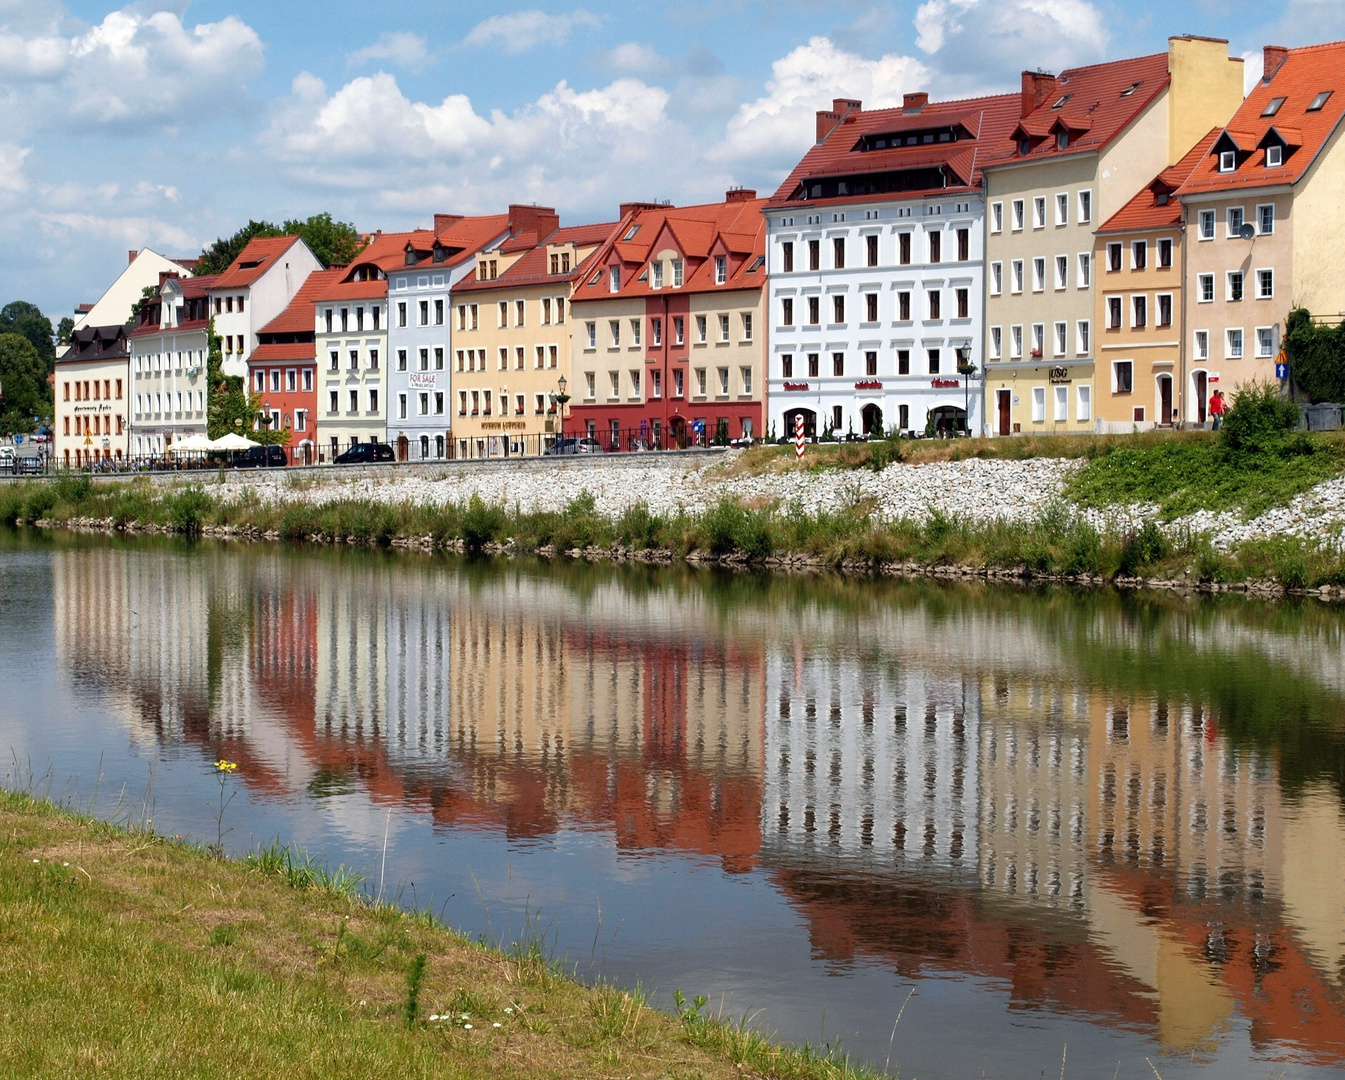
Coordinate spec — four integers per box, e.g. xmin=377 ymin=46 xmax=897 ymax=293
xmin=448 ymin=216 xmax=617 ymax=458
xmin=55 ymin=325 xmax=131 ymax=468
xmin=1176 ymin=42 xmax=1345 ymax=422
xmin=1092 ymin=132 xmax=1218 ymax=431
xmin=982 ymin=37 xmax=1244 ymax=436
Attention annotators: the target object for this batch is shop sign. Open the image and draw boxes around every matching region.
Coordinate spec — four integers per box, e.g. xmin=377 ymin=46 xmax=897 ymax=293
xmin=1048 ymin=366 xmax=1071 ymax=384
xmin=783 ymin=381 xmax=810 ymax=391
xmin=930 ymin=378 xmax=960 ymax=389
xmin=408 ymin=372 xmax=438 ymax=390
xmin=854 ymin=380 xmax=882 ymax=390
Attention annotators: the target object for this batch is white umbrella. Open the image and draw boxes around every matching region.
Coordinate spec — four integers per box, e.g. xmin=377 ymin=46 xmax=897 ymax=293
xmin=209 ymin=432 xmax=260 ymax=451
xmin=170 ymin=433 xmax=213 ymax=453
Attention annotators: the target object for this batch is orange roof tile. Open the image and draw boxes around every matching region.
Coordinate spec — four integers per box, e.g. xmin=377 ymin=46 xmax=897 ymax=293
xmin=212 ymin=236 xmax=307 ymax=291
xmin=1098 ymin=128 xmax=1221 ymax=233
xmin=453 ymin=221 xmax=622 ymax=295
xmin=1179 ymin=41 xmax=1345 ymax=195
xmin=249 ymin=342 xmax=316 ymax=363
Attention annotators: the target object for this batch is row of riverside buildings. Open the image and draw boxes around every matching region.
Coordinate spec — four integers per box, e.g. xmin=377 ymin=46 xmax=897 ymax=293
xmin=54 ymin=37 xmax=1345 ymax=467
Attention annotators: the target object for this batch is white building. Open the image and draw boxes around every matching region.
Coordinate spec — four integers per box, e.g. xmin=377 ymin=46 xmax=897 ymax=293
xmin=127 ymin=273 xmax=217 ymax=458
xmin=208 ymin=236 xmax=322 ymax=379
xmin=764 ymin=94 xmax=1022 ymax=440
xmin=60 ymin=248 xmax=195 ymax=358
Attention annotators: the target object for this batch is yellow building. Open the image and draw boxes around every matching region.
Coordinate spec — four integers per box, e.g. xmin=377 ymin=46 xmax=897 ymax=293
xmin=982 ymin=37 xmax=1244 ymax=436
xmin=449 ymin=216 xmax=617 ymax=458
xmin=1092 ymin=132 xmax=1217 ymax=430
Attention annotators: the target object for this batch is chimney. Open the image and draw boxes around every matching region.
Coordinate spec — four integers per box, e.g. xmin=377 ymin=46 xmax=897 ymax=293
xmin=1021 ymin=71 xmax=1055 ymax=116
xmin=619 ymin=201 xmax=664 ymax=218
xmin=903 ymin=92 xmax=929 ymax=112
xmin=817 ymin=98 xmax=861 ymax=143
xmin=1262 ymin=45 xmax=1289 ymax=82
xmin=725 ymin=187 xmax=757 ymax=203
xmin=433 ymin=213 xmax=463 ymax=234
xmin=507 ymin=204 xmax=560 ymax=240
xmin=128 ymin=250 xmax=138 ymax=265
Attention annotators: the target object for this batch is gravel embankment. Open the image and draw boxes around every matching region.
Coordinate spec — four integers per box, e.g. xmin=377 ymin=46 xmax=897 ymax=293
xmin=207 ymin=452 xmax=1345 ymax=550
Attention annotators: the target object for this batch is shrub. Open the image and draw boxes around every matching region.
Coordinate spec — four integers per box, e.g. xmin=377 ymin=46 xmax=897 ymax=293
xmin=1275 ymin=550 xmax=1309 ymax=590
xmin=460 ymin=494 xmax=506 ymax=553
xmin=699 ymin=498 xmax=772 ymax=559
xmin=168 ymin=486 xmax=214 ymax=535
xmin=1062 ymin=522 xmax=1104 ymax=575
xmin=867 ymin=439 xmax=903 ymax=472
xmin=1118 ymin=520 xmax=1168 ymax=576
xmin=53 ymin=473 xmax=92 ymax=506
xmin=22 ymin=485 xmax=58 ymax=522
xmin=1221 ymin=380 xmax=1301 ymax=457
xmin=615 ymin=503 xmax=663 ymax=549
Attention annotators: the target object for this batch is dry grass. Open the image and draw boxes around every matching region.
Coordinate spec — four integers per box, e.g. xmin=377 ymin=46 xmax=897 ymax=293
xmin=0 ymin=791 xmax=881 ymax=1079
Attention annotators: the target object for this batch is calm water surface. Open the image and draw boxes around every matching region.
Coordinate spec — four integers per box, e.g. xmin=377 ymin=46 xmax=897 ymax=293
xmin=2 ymin=529 xmax=1343 ymax=1079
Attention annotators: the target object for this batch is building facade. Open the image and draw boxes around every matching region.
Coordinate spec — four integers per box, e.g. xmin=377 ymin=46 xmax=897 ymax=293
xmin=55 ymin=325 xmax=130 ymax=467
xmin=127 ymin=273 xmax=218 ymax=458
xmin=1176 ymin=42 xmax=1345 ymax=422
xmin=570 ymin=193 xmax=767 ymax=449
xmin=449 ymin=217 xmax=617 ymax=459
xmin=207 ymin=236 xmax=322 ymax=379
xmin=60 ymin=248 xmax=196 ymax=359
xmin=982 ymin=37 xmax=1244 ymax=436
xmin=766 ymin=94 xmax=1021 ymax=440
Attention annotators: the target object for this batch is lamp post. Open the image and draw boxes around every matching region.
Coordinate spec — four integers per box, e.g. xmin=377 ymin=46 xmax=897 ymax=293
xmin=956 ymin=344 xmax=977 ymax=437
xmin=553 ymin=375 xmax=570 ymax=451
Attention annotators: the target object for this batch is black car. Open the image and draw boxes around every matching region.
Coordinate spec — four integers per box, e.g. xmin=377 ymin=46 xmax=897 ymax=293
xmin=232 ymin=445 xmax=289 ymax=469
xmin=333 ymin=442 xmax=395 ymax=465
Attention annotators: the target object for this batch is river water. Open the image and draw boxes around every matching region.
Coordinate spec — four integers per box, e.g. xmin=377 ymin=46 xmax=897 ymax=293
xmin=1 ymin=529 xmax=1342 ymax=1079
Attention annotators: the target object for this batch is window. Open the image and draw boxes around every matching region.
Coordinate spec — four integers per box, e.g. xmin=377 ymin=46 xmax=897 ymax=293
xmin=1266 ymin=144 xmax=1283 ymax=168
xmin=782 ymin=298 xmax=794 ymax=325
xmin=497 ymin=301 xmax=508 ymax=328
xmin=1107 ymin=242 xmax=1122 ymax=272
xmin=929 ymin=231 xmax=941 ymax=263
xmin=653 ymin=317 xmax=663 ymax=345
xmin=866 ymin=234 xmax=878 ymax=266
xmin=781 ymin=242 xmax=794 ymax=273
xmin=956 ymin=288 xmax=969 ymax=319
xmin=417 ymin=300 xmax=428 ymax=326
xmin=1227 ymin=207 xmax=1245 ymax=237
xmin=470 ymin=304 xmax=478 ymax=329
xmin=1107 ymin=296 xmax=1123 ymax=329
xmin=1050 ymin=321 xmax=1065 ymax=356
xmin=1219 ymin=150 xmax=1237 ymax=173
xmin=696 ymin=315 xmax=707 ymax=342
xmin=832 ymin=405 xmax=843 ymax=431
xmin=807 ymin=353 xmax=819 ymax=377
xmin=672 ymin=259 xmax=683 ymax=287
xmin=368 ymin=389 xmax=378 ymax=413
xmin=1132 ymin=241 xmax=1147 ymax=270
xmin=674 ymin=316 xmax=684 ymax=345
xmin=1308 ymin=90 xmax=1333 ymax=111
xmin=1032 ymin=257 xmax=1045 ymax=292
xmin=865 ymin=293 xmax=878 ymax=322
xmin=743 ymin=313 xmax=753 ymax=340
xmin=348 ymin=349 xmax=359 ymax=371
xmin=609 ymin=266 xmax=620 ymax=293
xmin=807 ymin=296 xmax=820 ymax=325
xmin=1199 ymin=210 xmax=1215 ymax=240
xmin=1032 ymin=386 xmax=1045 ymax=422
xmin=1032 ymin=196 xmax=1046 ymax=229
xmin=1227 ymin=328 xmax=1244 ymax=358
xmin=927 ymin=348 xmax=940 ymax=375
xmin=1011 ymin=325 xmax=1023 ymax=359
xmin=632 ymin=318 xmax=642 ymax=346
xmin=832 ymin=238 xmax=845 ymax=269
xmin=1031 ymin=323 xmax=1044 ymax=357
xmin=1113 ymin=360 xmax=1133 ymax=394
xmin=349 ymin=390 xmax=359 ymax=413
xmin=865 ymin=350 xmax=878 ymax=376
xmin=435 ymin=347 xmax=443 ymax=370
xmin=586 ymin=321 xmax=596 ymax=348
xmin=329 ymin=350 xmax=339 ymax=372
xmin=1054 ymin=385 xmax=1068 ymax=421
xmin=741 ymin=367 xmax=752 ymax=395
xmin=1157 ymin=294 xmax=1172 ymax=327
xmin=1055 ymin=255 xmax=1068 ymax=290
xmin=1194 ymin=330 xmax=1209 ymax=360
xmin=1263 ymin=96 xmax=1286 ymax=117
xmin=898 ymin=233 xmax=911 ymax=265
xmin=610 ymin=372 xmax=620 ymax=398
xmin=1157 ymin=238 xmax=1172 ymax=269
xmin=1227 ymin=271 xmax=1244 ymax=302
xmin=990 ymin=326 xmax=1002 ymax=360
xmin=651 ymin=370 xmax=662 ymax=397
xmin=781 ymin=353 xmax=793 ymax=378
xmin=329 ymin=390 xmax=338 ymax=413
xmin=833 ymin=295 xmax=845 ymax=324
xmin=556 ymin=297 xmax=566 ymax=323
xmin=717 ymin=367 xmax=729 ymax=395
xmin=956 ymin=228 xmax=969 ymax=262
xmin=1011 ymin=260 xmax=1024 ymax=294
xmin=1077 ymin=320 xmax=1090 ymax=356
xmin=1078 ymin=252 xmax=1091 ymax=288
xmin=1078 ymin=190 xmax=1092 ymax=224
xmin=898 ymin=291 xmax=911 ymax=320
xmin=991 ymin=261 xmax=1003 ymax=295
xmin=808 ymin=240 xmax=820 ymax=271
xmin=584 ymin=372 xmax=595 ymax=399
xmin=1198 ymin=274 xmax=1214 ymax=303
xmin=991 ymin=202 xmax=1004 ymax=233
xmin=369 ymin=349 xmax=379 ymax=370
xmin=652 ymin=262 xmax=663 ymax=289
xmin=1258 ymin=204 xmax=1275 ymax=235
xmin=898 ymin=349 xmax=910 ymax=374
xmin=720 ymin=314 xmax=731 ymax=341
xmin=1257 ymin=327 xmax=1276 ymax=358
xmin=715 ymin=255 xmax=728 ymax=283
xmin=832 ymin=352 xmax=844 ymax=377
xmin=927 ymin=290 xmax=941 ymax=319
xmin=696 ymin=368 xmax=706 ymax=396
xmin=1056 ymin=193 xmax=1069 ymax=225
xmin=1132 ymin=295 xmax=1147 ymax=328
xmin=1257 ymin=268 xmax=1274 ymax=299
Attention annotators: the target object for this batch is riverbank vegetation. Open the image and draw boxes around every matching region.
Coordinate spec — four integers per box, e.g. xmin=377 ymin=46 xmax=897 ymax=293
xmin=0 ymin=788 xmax=881 ymax=1079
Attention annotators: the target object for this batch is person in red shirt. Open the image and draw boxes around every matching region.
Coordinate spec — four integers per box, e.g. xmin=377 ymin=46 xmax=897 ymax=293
xmin=1209 ymin=389 xmax=1225 ymax=430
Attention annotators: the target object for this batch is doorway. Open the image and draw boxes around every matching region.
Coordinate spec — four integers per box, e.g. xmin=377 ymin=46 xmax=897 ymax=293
xmin=860 ymin=404 xmax=883 ymax=438
xmin=997 ymin=390 xmax=1011 ymax=437
xmin=783 ymin=408 xmax=817 ymax=441
xmin=1157 ymin=375 xmax=1173 ymax=426
xmin=396 ymin=435 xmax=409 ymax=462
xmin=1192 ymin=370 xmax=1208 ymax=424
xmin=669 ymin=417 xmax=687 ymax=449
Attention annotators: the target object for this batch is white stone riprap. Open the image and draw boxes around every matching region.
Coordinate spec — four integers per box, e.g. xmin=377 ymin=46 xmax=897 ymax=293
xmin=200 ymin=451 xmax=1345 ymax=550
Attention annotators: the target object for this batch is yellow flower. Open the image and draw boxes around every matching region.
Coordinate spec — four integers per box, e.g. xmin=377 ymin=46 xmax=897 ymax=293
xmin=215 ymin=760 xmax=237 ymax=773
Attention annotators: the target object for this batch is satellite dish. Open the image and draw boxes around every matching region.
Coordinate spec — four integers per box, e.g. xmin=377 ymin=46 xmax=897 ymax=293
xmin=1239 ymin=223 xmax=1256 ymax=240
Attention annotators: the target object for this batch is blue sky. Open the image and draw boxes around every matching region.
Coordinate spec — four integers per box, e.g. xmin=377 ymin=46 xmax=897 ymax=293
xmin=2 ymin=0 xmax=1340 ymax=320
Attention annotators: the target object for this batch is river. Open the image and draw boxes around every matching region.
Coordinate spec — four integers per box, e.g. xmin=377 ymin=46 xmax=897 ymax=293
xmin=1 ymin=529 xmax=1342 ymax=1079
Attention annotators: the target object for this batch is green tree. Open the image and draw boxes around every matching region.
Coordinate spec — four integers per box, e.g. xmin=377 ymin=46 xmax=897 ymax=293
xmin=0 ymin=332 xmax=51 ymax=433
xmin=1285 ymin=307 xmax=1345 ymax=404
xmin=195 ymin=213 xmax=364 ymax=275
xmin=0 ymin=301 xmax=55 ymax=375
xmin=195 ymin=219 xmax=283 ymax=276
xmin=56 ymin=316 xmax=74 ymax=345
xmin=129 ymin=284 xmax=159 ymax=326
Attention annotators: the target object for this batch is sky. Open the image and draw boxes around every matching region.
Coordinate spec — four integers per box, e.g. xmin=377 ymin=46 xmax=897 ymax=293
xmin=2 ymin=0 xmax=1342 ymax=321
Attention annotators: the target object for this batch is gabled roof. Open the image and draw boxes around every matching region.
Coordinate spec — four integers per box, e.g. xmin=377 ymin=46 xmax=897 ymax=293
xmin=127 ymin=274 xmax=222 ymax=339
xmin=58 ymin=324 xmax=129 ymax=363
xmin=769 ymin=92 xmax=1020 ymax=208
xmin=311 ymin=232 xmax=428 ymax=304
xmin=212 ymin=236 xmax=307 ymax=291
xmin=258 ymin=269 xmax=345 ymax=337
xmin=396 ymin=214 xmax=512 ymax=272
xmin=1098 ymin=128 xmax=1221 ymax=234
xmin=982 ymin=52 xmax=1172 ymax=169
xmin=452 ymin=222 xmax=622 ymax=295
xmin=1178 ymin=40 xmax=1345 ymax=196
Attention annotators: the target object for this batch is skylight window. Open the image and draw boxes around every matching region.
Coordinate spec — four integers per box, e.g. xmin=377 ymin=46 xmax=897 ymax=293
xmin=1052 ymin=94 xmax=1073 ymax=109
xmin=623 ymin=225 xmax=640 ymax=240
xmin=1308 ymin=90 xmax=1333 ymax=111
xmin=1120 ymin=81 xmax=1142 ymax=97
xmin=1262 ymin=96 xmax=1286 ymax=117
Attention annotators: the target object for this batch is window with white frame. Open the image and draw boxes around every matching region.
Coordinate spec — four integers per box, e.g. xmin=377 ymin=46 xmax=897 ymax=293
xmin=1033 ymin=196 xmax=1046 ymax=229
xmin=1157 ymin=238 xmax=1173 ymax=268
xmin=1132 ymin=240 xmax=1147 ymax=270
xmin=991 ymin=202 xmax=1003 ymax=233
xmin=1113 ymin=360 xmax=1134 ymax=394
xmin=1054 ymin=321 xmax=1067 ymax=356
xmin=609 ymin=371 xmax=620 ymax=398
xmin=1198 ymin=210 xmax=1215 ymax=240
xmin=1227 ymin=207 xmax=1245 ymax=237
xmin=990 ymin=326 xmax=1002 ymax=359
xmin=1219 ymin=150 xmax=1236 ymax=173
xmin=1256 ymin=327 xmax=1276 ymax=357
xmin=631 ymin=318 xmax=642 ymax=346
xmin=1194 ymin=330 xmax=1209 ymax=360
xmin=1132 ymin=294 xmax=1147 ymax=328
xmin=1078 ymin=252 xmax=1091 ymax=288
xmin=1077 ymin=385 xmax=1091 ymax=421
xmin=720 ymin=314 xmax=730 ymax=342
xmin=1226 ymin=328 xmax=1244 ymax=358
xmin=1198 ymin=274 xmax=1214 ymax=303
xmin=1256 ymin=268 xmax=1274 ymax=299
xmin=991 ymin=261 xmax=1002 ymax=295
xmin=696 ymin=314 xmax=707 ymax=342
xmin=715 ymin=255 xmax=727 ymax=284
xmin=1031 ymin=386 xmax=1046 ymax=422
xmin=1011 ymin=199 xmax=1024 ymax=230
xmin=1011 ymin=260 xmax=1024 ymax=294
xmin=1011 ymin=325 xmax=1023 ymax=358
xmin=1227 ymin=271 xmax=1244 ymax=302
xmin=585 ymin=372 xmax=595 ymax=399
xmin=609 ymin=320 xmax=620 ymax=347
xmin=586 ymin=322 xmax=596 ymax=348
xmin=1032 ymin=257 xmax=1045 ymax=292
xmin=1107 ymin=296 xmax=1122 ymax=329
xmin=1055 ymin=255 xmax=1068 ymax=290
xmin=1157 ymin=293 xmax=1172 ymax=327
xmin=608 ymin=266 xmax=620 ymax=292
xmin=1107 ymin=242 xmax=1122 ymax=272
xmin=1078 ymin=190 xmax=1092 ymax=223
xmin=1054 ymin=385 xmax=1068 ymax=421
xmin=1055 ymin=193 xmax=1068 ymax=225
xmin=1266 ymin=144 xmax=1283 ymax=168
xmin=1077 ymin=320 xmax=1090 ymax=356
xmin=1257 ymin=204 xmax=1275 ymax=235
xmin=1031 ymin=323 xmax=1044 ymax=356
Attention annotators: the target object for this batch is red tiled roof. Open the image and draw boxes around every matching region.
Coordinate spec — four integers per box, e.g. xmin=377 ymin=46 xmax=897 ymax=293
xmin=1178 ymin=40 xmax=1345 ymax=195
xmin=212 ymin=236 xmax=307 ymax=291
xmin=127 ymin=273 xmax=222 ymax=339
xmin=1098 ymin=128 xmax=1221 ymax=233
xmin=128 ymin=317 xmax=210 ymax=340
xmin=453 ymin=221 xmax=622 ymax=295
xmin=258 ymin=269 xmax=344 ymax=336
xmin=177 ymin=273 xmax=221 ymax=299
xmin=981 ymin=52 xmax=1172 ymax=169
xmin=768 ymin=92 xmax=1021 ymax=208
xmin=249 ymin=342 xmax=316 ymax=363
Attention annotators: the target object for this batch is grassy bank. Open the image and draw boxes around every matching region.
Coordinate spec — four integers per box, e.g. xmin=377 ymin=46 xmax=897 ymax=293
xmin=3 ymin=472 xmax=1345 ymax=592
xmin=0 ymin=788 xmax=880 ymax=1079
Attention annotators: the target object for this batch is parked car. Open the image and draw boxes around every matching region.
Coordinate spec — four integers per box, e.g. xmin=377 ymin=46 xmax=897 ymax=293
xmin=0 ymin=446 xmax=13 ymax=472
xmin=333 ymin=442 xmax=395 ymax=465
xmin=544 ymin=439 xmax=580 ymax=455
xmin=15 ymin=454 xmax=42 ymax=474
xmin=231 ymin=445 xmax=289 ymax=469
xmin=576 ymin=438 xmax=602 ymax=454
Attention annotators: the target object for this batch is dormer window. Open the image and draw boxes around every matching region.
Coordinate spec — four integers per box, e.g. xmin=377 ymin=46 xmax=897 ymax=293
xmin=1262 ymin=96 xmax=1286 ymax=117
xmin=651 ymin=261 xmax=663 ymax=289
xmin=1219 ymin=150 xmax=1237 ymax=173
xmin=1052 ymin=94 xmax=1072 ymax=109
xmin=1018 ymin=138 xmax=1031 ymax=156
xmin=1266 ymin=144 xmax=1283 ymax=168
xmin=1308 ymin=91 xmax=1333 ymax=112
xmin=714 ymin=255 xmax=727 ymax=285
xmin=1120 ymin=81 xmax=1142 ymax=97
xmin=432 ymin=242 xmax=446 ymax=263
xmin=608 ymin=266 xmax=620 ymax=293
xmin=1057 ymin=131 xmax=1069 ymax=150
xmin=404 ymin=247 xmax=417 ymax=266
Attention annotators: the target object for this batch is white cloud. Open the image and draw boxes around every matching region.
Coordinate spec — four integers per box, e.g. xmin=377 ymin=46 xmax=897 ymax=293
xmin=0 ymin=142 xmax=30 ymax=194
xmin=0 ymin=6 xmax=264 ymax=132
xmin=914 ymin=0 xmax=1108 ymax=85
xmin=346 ymin=31 xmax=432 ymax=72
xmin=462 ymin=8 xmax=602 ymax=54
xmin=602 ymin=41 xmax=673 ymax=77
xmin=36 ymin=211 xmax=197 ymax=252
xmin=711 ymin=37 xmax=929 ymax=170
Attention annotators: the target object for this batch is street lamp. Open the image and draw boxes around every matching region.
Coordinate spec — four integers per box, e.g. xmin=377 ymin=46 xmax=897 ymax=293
xmin=956 ymin=344 xmax=977 ymax=437
xmin=553 ymin=375 xmax=571 ymax=450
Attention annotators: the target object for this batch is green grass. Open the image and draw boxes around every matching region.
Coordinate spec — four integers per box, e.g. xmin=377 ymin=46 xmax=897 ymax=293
xmin=0 ymin=789 xmax=884 ymax=1080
